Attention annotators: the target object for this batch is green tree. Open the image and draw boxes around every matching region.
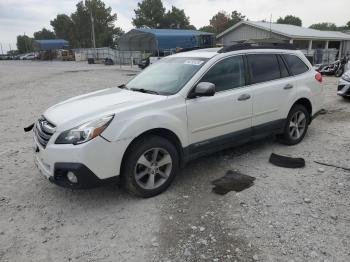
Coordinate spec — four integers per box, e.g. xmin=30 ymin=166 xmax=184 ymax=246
xmin=199 ymin=10 xmax=246 ymax=35
xmin=186 ymin=24 xmax=197 ymax=30
xmin=209 ymin=12 xmax=232 ymax=34
xmin=309 ymin=22 xmax=338 ymax=31
xmin=164 ymin=6 xmax=191 ymax=29
xmin=70 ymin=0 xmax=123 ymax=48
xmin=276 ymin=15 xmax=302 ymax=26
xmin=16 ymin=35 xmax=34 ymax=54
xmin=33 ymin=28 xmax=56 ymax=40
xmin=198 ymin=25 xmax=215 ymax=33
xmin=50 ymin=14 xmax=75 ymax=44
xmin=230 ymin=11 xmax=246 ymax=26
xmin=346 ymin=21 xmax=350 ymax=29
xmin=132 ymin=0 xmax=166 ymax=28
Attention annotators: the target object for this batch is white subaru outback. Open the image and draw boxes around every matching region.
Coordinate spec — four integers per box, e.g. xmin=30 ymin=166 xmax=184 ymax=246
xmin=32 ymin=43 xmax=324 ymax=197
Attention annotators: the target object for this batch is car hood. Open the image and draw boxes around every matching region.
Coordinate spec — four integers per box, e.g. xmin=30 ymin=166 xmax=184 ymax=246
xmin=44 ymin=88 xmax=166 ymax=127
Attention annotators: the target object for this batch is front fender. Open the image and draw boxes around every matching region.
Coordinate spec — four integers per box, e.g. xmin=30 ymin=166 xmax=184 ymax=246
xmin=101 ymin=99 xmax=189 ymax=147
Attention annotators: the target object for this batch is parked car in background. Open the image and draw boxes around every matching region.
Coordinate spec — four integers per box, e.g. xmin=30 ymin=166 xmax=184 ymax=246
xmin=32 ymin=43 xmax=324 ymax=197
xmin=138 ymin=57 xmax=150 ymax=69
xmin=138 ymin=56 xmax=163 ymax=69
xmin=338 ymin=70 xmax=350 ymax=99
xmin=20 ymin=53 xmax=37 ymax=60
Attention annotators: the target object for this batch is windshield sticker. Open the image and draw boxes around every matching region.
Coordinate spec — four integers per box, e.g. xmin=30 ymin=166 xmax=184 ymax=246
xmin=184 ymin=60 xmax=204 ymax=66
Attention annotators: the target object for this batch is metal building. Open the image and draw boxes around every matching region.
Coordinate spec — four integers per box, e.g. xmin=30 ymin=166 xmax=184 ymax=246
xmin=217 ymin=21 xmax=350 ymax=62
xmin=118 ymin=29 xmax=215 ymax=52
xmin=33 ymin=39 xmax=69 ymax=50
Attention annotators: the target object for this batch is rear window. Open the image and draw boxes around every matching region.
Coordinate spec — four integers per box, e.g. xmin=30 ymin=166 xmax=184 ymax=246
xmin=247 ymin=54 xmax=281 ymax=84
xmin=283 ymin=54 xmax=309 ymax=75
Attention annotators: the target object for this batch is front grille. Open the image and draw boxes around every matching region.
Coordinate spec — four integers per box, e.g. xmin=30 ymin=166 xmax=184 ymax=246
xmin=34 ymin=117 xmax=56 ymax=148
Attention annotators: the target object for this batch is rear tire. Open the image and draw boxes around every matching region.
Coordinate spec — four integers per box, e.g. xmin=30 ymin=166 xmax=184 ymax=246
xmin=280 ymin=104 xmax=310 ymax=145
xmin=121 ymin=135 xmax=179 ymax=198
xmin=335 ymin=68 xmax=344 ymax=77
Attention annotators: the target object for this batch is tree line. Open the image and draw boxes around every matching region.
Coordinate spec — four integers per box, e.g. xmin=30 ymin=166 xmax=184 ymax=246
xmin=16 ymin=0 xmax=350 ymax=54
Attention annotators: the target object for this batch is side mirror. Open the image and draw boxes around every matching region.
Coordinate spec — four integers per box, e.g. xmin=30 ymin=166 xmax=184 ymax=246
xmin=189 ymin=82 xmax=216 ymax=98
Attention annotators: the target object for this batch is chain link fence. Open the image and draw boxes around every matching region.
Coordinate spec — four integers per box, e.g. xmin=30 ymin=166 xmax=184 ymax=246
xmin=73 ymin=47 xmax=144 ymax=65
xmin=301 ymin=48 xmax=339 ymax=65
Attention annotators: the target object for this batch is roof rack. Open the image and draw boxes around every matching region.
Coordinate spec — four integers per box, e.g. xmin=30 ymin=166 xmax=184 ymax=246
xmin=218 ymin=42 xmax=297 ymax=53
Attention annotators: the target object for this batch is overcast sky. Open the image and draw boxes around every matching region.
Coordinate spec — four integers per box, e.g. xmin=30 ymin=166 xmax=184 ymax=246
xmin=0 ymin=0 xmax=349 ymax=52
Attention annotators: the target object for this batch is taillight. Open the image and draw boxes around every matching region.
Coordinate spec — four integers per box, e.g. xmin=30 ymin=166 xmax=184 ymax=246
xmin=315 ymin=72 xmax=322 ymax=83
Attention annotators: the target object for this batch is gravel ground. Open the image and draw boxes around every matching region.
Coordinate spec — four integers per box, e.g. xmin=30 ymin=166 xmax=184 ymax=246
xmin=0 ymin=61 xmax=349 ymax=262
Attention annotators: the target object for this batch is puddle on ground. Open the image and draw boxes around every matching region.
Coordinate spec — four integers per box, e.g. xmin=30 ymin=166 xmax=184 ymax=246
xmin=211 ymin=170 xmax=256 ymax=195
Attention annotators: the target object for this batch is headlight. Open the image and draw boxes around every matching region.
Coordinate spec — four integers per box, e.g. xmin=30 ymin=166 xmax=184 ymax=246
xmin=342 ymin=73 xmax=350 ymax=82
xmin=55 ymin=115 xmax=114 ymax=145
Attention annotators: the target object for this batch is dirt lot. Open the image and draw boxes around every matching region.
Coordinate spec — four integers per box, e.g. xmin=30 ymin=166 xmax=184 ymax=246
xmin=0 ymin=61 xmax=349 ymax=262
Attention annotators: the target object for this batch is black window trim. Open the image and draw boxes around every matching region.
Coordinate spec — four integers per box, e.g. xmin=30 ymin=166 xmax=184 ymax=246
xmin=186 ymin=54 xmax=249 ymax=99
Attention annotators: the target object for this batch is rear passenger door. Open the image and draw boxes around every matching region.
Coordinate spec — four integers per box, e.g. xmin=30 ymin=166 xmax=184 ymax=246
xmin=247 ymin=53 xmax=297 ymax=134
xmin=282 ymin=54 xmax=320 ymax=113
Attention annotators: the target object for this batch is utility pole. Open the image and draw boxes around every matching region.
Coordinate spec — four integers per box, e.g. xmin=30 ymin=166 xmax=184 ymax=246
xmin=24 ymin=32 xmax=28 ymax=53
xmin=269 ymin=14 xmax=272 ymax=39
xmin=90 ymin=5 xmax=96 ymax=59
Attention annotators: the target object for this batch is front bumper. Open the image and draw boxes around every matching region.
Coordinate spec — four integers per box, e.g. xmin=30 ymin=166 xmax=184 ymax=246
xmin=33 ymin=134 xmax=132 ymax=189
xmin=337 ymin=78 xmax=350 ymax=97
xmin=51 ymin=163 xmax=118 ymax=189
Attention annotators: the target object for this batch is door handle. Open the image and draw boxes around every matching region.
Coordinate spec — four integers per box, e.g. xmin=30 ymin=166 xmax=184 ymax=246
xmin=284 ymin=84 xmax=294 ymax=90
xmin=237 ymin=94 xmax=251 ymax=101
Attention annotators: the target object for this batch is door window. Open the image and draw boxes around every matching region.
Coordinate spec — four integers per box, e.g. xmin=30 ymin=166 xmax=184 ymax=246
xmin=247 ymin=54 xmax=281 ymax=84
xmin=200 ymin=56 xmax=245 ymax=92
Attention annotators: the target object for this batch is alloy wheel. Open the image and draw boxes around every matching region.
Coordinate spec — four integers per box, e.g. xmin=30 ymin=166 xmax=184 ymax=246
xmin=289 ymin=111 xmax=307 ymax=140
xmin=134 ymin=147 xmax=173 ymax=190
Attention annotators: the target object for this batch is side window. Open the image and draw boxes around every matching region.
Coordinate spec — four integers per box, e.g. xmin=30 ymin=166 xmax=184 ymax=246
xmin=277 ymin=55 xmax=290 ymax=78
xmin=201 ymin=56 xmax=245 ymax=92
xmin=247 ymin=54 xmax=281 ymax=84
xmin=283 ymin=54 xmax=309 ymax=75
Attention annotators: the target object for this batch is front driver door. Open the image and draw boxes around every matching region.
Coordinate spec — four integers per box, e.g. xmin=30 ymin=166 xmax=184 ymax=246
xmin=186 ymin=55 xmax=253 ymax=156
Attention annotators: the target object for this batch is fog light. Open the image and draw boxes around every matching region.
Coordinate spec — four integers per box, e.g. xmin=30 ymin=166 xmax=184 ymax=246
xmin=67 ymin=172 xmax=78 ymax=184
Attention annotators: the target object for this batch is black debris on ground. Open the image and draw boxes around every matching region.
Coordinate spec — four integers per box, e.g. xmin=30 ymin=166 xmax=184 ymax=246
xmin=211 ymin=170 xmax=256 ymax=195
xmin=269 ymin=153 xmax=305 ymax=169
xmin=314 ymin=160 xmax=350 ymax=172
xmin=24 ymin=123 xmax=34 ymax=132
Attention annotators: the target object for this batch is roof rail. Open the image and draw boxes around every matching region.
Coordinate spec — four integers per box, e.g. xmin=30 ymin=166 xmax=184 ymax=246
xmin=218 ymin=42 xmax=297 ymax=53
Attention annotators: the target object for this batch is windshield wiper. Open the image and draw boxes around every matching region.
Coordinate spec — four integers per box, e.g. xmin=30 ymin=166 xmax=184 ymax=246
xmin=130 ymin=88 xmax=159 ymax=95
xmin=118 ymin=84 xmax=127 ymax=89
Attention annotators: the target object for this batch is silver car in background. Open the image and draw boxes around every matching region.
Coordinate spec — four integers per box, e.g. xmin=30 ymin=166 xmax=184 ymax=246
xmin=338 ymin=69 xmax=350 ymax=99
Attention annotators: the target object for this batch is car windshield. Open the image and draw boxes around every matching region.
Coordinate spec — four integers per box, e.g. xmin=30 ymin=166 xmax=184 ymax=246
xmin=126 ymin=57 xmax=208 ymax=95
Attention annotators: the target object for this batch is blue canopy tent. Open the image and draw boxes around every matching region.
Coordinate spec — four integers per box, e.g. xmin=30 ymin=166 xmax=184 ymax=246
xmin=33 ymin=39 xmax=69 ymax=50
xmin=118 ymin=29 xmax=214 ymax=51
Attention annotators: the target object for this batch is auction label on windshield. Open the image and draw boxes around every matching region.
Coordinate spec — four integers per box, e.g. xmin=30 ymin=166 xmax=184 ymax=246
xmin=184 ymin=60 xmax=204 ymax=66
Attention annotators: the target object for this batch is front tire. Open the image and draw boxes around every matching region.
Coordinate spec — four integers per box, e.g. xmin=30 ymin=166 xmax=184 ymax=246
xmin=280 ymin=104 xmax=310 ymax=145
xmin=121 ymin=135 xmax=179 ymax=198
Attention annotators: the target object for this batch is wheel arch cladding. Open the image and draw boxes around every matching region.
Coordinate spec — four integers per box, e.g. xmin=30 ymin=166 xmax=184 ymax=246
xmin=292 ymin=98 xmax=312 ymax=117
xmin=121 ymin=128 xmax=184 ymax=171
